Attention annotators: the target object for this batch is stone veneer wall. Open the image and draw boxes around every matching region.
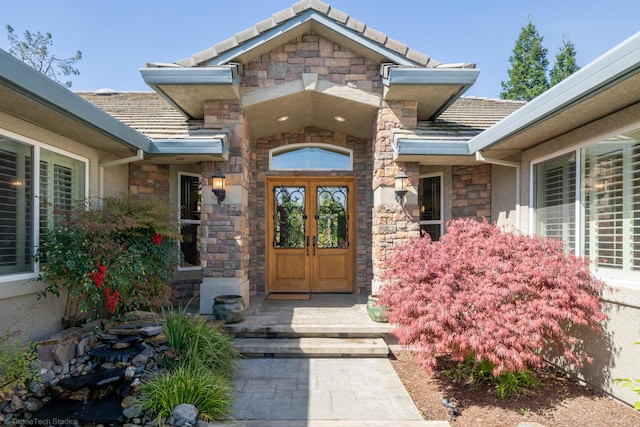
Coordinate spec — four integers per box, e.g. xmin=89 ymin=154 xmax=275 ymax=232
xmin=251 ymin=127 xmax=373 ymax=295
xmin=240 ymin=33 xmax=382 ymax=95
xmin=129 ymin=163 xmax=170 ymax=201
xmin=451 ymin=164 xmax=492 ymax=220
xmin=200 ymin=100 xmax=250 ymax=286
xmin=371 ymin=101 xmax=421 ymax=290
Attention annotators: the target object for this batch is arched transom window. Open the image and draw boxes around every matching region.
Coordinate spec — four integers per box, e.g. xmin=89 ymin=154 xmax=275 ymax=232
xmin=270 ymin=144 xmax=352 ymax=171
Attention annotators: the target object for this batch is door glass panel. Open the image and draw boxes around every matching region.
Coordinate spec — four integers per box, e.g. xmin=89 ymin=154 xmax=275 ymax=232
xmin=316 ymin=186 xmax=348 ymax=249
xmin=274 ymin=186 xmax=306 ymax=248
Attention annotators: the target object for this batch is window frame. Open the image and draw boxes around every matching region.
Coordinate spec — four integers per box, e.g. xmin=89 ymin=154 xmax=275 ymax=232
xmin=418 ymin=173 xmax=443 ymax=240
xmin=269 ymin=143 xmax=353 ymax=171
xmin=0 ymin=129 xmax=88 ymax=283
xmin=530 ymin=121 xmax=640 ymax=287
xmin=177 ymin=172 xmax=202 ymax=271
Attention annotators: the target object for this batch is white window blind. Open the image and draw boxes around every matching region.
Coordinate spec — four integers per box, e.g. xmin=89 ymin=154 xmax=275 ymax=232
xmin=535 ymin=152 xmax=576 ymax=248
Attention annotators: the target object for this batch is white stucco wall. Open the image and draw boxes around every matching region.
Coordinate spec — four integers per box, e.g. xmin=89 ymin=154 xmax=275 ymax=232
xmin=514 ymin=107 xmax=640 ymax=407
xmin=0 ymin=112 xmax=130 ymax=342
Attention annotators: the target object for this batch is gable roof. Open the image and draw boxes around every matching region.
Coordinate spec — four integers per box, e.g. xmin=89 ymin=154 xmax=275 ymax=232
xmin=140 ymin=0 xmax=479 ymax=137
xmin=173 ymin=0 xmax=442 ymax=68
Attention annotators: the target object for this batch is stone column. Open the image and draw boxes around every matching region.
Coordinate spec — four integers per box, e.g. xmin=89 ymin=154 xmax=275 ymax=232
xmin=199 ymin=101 xmax=251 ymax=314
xmin=371 ymin=101 xmax=421 ymax=295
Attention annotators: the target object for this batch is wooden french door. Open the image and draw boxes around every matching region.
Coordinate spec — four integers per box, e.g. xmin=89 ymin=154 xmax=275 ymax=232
xmin=267 ymin=177 xmax=355 ymax=293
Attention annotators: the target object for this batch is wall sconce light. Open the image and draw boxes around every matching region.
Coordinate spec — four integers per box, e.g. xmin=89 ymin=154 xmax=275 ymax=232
xmin=211 ymin=170 xmax=226 ymax=204
xmin=394 ymin=171 xmax=408 ymax=205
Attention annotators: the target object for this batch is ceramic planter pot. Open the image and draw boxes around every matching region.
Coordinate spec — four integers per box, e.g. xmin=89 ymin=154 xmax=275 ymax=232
xmin=366 ymin=295 xmax=389 ymax=323
xmin=212 ymin=294 xmax=246 ymax=323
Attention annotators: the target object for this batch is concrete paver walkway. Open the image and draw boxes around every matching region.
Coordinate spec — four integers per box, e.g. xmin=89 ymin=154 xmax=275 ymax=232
xmin=211 ymin=295 xmax=450 ymax=427
xmin=231 ymin=358 xmax=423 ymax=421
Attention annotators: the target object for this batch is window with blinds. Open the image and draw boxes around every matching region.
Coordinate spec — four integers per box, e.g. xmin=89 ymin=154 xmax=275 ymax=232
xmin=0 ymin=142 xmax=33 ymax=275
xmin=534 ymin=152 xmax=576 ymax=248
xmin=534 ymin=126 xmax=640 ymax=282
xmin=0 ymin=137 xmax=85 ymax=279
xmin=583 ymin=141 xmax=636 ymax=272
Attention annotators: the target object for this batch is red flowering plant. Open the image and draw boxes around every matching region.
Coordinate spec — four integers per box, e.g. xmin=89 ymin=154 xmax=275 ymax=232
xmin=378 ymin=218 xmax=608 ymax=392
xmin=37 ymin=195 xmax=181 ymax=325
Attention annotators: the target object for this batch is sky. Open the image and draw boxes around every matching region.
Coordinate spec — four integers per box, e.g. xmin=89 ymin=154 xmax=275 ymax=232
xmin=2 ymin=1 xmax=639 ymax=99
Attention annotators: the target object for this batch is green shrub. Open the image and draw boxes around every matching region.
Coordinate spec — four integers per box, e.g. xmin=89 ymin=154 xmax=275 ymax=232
xmin=0 ymin=332 xmax=40 ymax=393
xmin=162 ymin=306 xmax=239 ymax=377
xmin=137 ymin=364 xmax=233 ymax=421
xmin=445 ymin=355 xmax=540 ymax=399
xmin=36 ymin=195 xmax=181 ymax=324
xmin=138 ymin=306 xmax=239 ymax=421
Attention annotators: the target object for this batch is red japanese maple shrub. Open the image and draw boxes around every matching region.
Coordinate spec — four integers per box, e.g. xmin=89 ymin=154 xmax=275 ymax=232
xmin=378 ymin=218 xmax=607 ymax=377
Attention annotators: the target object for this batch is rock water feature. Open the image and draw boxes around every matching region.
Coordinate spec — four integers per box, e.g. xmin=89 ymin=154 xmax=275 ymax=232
xmin=0 ymin=311 xmax=179 ymax=426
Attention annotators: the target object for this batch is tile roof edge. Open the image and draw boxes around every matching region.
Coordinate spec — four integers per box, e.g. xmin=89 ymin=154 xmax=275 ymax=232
xmin=172 ymin=0 xmax=442 ymax=68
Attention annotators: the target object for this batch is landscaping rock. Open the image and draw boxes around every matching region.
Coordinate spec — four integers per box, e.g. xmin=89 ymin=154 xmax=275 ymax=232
xmin=124 ymin=365 xmax=137 ymax=380
xmin=123 ymin=403 xmax=143 ymax=419
xmin=23 ymin=397 xmax=42 ymax=412
xmin=172 ymin=403 xmax=198 ymax=426
xmin=131 ymin=353 xmax=149 ymax=367
xmin=53 ymin=340 xmax=77 ymax=365
xmin=139 ymin=325 xmax=164 ymax=337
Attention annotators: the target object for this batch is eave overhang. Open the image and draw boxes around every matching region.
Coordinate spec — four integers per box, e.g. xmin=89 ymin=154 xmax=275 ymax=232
xmin=0 ymin=49 xmax=152 ymax=155
xmin=468 ymin=31 xmax=640 ymax=157
xmin=146 ymin=135 xmax=229 ymax=164
xmin=383 ymin=66 xmax=480 ymax=120
xmin=139 ymin=66 xmax=240 ymax=120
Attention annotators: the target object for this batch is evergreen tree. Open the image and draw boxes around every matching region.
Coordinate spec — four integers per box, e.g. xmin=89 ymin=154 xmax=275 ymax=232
xmin=500 ymin=18 xmax=549 ymax=101
xmin=6 ymin=25 xmax=81 ymax=88
xmin=550 ymin=35 xmax=580 ymax=86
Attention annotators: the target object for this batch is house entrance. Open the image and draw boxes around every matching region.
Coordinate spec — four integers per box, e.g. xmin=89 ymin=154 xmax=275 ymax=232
xmin=266 ymin=177 xmax=355 ymax=293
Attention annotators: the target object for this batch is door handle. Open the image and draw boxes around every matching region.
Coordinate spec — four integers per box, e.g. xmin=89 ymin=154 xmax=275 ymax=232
xmin=312 ymin=236 xmax=316 ymax=256
xmin=306 ymin=235 xmax=310 ymax=256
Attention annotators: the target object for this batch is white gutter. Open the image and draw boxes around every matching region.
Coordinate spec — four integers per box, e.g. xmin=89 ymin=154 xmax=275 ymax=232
xmin=98 ymin=149 xmax=144 ymax=200
xmin=475 ymin=151 xmax=521 ymax=228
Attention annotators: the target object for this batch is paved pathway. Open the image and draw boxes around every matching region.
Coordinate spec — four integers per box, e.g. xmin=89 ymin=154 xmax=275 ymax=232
xmin=230 ymin=358 xmax=423 ymax=421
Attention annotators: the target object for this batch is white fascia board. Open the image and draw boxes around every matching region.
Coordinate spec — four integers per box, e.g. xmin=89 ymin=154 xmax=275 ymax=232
xmin=139 ymin=67 xmax=237 ymax=86
xmin=468 ymin=32 xmax=640 ymax=153
xmin=394 ymin=138 xmax=471 ymax=156
xmin=384 ymin=67 xmax=480 ymax=86
xmin=0 ymin=49 xmax=151 ymax=152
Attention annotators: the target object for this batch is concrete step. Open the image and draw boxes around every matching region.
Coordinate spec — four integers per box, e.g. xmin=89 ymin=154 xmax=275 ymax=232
xmin=233 ymin=337 xmax=389 ymax=358
xmin=223 ymin=323 xmax=391 ymax=339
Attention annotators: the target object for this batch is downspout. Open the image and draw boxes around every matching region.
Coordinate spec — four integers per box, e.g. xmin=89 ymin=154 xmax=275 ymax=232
xmin=475 ymin=151 xmax=521 ymax=228
xmin=98 ymin=149 xmax=144 ymax=200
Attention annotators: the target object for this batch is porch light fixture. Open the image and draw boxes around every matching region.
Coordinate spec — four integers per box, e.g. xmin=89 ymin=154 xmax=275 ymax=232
xmin=211 ymin=170 xmax=226 ymax=204
xmin=278 ymin=115 xmax=289 ymax=122
xmin=334 ymin=115 xmax=346 ymax=122
xmin=394 ymin=171 xmax=408 ymax=205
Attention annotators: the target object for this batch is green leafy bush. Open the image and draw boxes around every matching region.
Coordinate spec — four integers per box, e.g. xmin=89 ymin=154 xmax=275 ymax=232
xmin=445 ymin=355 xmax=540 ymax=398
xmin=138 ymin=307 xmax=239 ymax=421
xmin=161 ymin=306 xmax=239 ymax=377
xmin=0 ymin=331 xmax=40 ymax=393
xmin=36 ymin=195 xmax=181 ymax=324
xmin=137 ymin=364 xmax=232 ymax=421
